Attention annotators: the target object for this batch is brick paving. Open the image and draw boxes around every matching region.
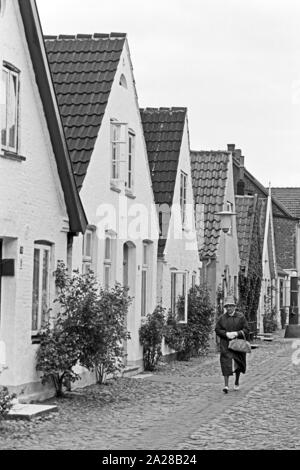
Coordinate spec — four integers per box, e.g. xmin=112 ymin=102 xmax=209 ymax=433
xmin=0 ymin=331 xmax=299 ymax=450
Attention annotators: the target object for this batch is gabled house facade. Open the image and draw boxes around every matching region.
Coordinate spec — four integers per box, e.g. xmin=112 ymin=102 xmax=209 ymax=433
xmin=231 ymin=143 xmax=299 ymax=328
xmin=0 ymin=0 xmax=87 ymax=398
xmin=271 ymin=187 xmax=300 ymax=326
xmin=45 ymin=33 xmax=159 ymax=372
xmin=140 ymin=108 xmax=200 ymax=343
xmin=235 ymin=193 xmax=277 ymax=333
xmin=190 ymin=151 xmax=240 ymax=308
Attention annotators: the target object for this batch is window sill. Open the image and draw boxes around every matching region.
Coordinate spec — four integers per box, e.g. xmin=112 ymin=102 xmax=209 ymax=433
xmin=125 ymin=189 xmax=136 ymax=199
xmin=0 ymin=150 xmax=26 ymax=162
xmin=31 ymin=333 xmax=41 ymax=345
xmin=110 ymin=183 xmax=122 ymax=194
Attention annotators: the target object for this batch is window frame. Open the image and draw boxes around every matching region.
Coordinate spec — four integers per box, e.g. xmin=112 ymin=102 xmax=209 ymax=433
xmin=141 ymin=243 xmax=149 ymax=317
xmin=180 ymin=171 xmax=188 ymax=225
xmin=171 ymin=270 xmax=188 ymax=323
xmin=1 ymin=63 xmax=20 ymax=154
xmin=127 ymin=131 xmax=135 ymax=191
xmin=82 ymin=228 xmax=94 ymax=274
xmin=31 ymin=243 xmax=51 ymax=335
xmin=104 ymin=236 xmax=112 ymax=289
xmin=110 ymin=120 xmax=128 ymax=184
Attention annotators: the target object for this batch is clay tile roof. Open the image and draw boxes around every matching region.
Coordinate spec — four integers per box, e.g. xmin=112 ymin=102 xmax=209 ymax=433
xmin=235 ymin=195 xmax=257 ymax=270
xmin=190 ymin=151 xmax=230 ymax=259
xmin=44 ymin=33 xmax=126 ymax=190
xmin=271 ymin=188 xmax=300 ymax=219
xmin=140 ymin=107 xmax=187 ymax=256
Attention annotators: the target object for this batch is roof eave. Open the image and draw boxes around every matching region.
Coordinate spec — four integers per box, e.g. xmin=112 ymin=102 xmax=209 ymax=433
xmin=18 ymin=0 xmax=88 ymax=234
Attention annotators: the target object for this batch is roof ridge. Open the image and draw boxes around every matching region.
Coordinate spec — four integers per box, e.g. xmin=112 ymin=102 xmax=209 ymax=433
xmin=272 ymin=186 xmax=300 ymax=189
xmin=140 ymin=107 xmax=187 ymax=113
xmin=44 ymin=33 xmax=127 ymax=41
xmin=191 ymin=150 xmax=230 ymax=154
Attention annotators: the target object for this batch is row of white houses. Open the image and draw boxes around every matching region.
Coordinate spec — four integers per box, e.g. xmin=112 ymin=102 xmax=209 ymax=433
xmin=0 ymin=0 xmax=296 ymax=400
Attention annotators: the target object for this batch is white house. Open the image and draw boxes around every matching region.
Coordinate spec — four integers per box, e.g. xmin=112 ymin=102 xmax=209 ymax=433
xmin=190 ymin=150 xmax=240 ymax=307
xmin=140 ymin=108 xmax=201 ymax=355
xmin=0 ymin=0 xmax=87 ymax=399
xmin=44 ymin=33 xmax=159 ymax=373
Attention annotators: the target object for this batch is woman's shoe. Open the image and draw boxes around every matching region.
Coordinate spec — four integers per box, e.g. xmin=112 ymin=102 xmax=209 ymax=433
xmin=223 ymin=386 xmax=229 ymax=394
xmin=234 ymin=384 xmax=240 ymax=391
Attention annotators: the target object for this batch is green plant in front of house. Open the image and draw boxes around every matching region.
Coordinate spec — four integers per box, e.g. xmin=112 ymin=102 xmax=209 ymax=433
xmin=0 ymin=386 xmax=16 ymax=420
xmin=36 ymin=263 xmax=99 ymax=397
xmin=36 ymin=320 xmax=81 ymax=397
xmin=37 ymin=262 xmax=132 ymax=392
xmin=164 ymin=285 xmax=214 ymax=361
xmin=139 ymin=306 xmax=166 ymax=371
xmin=263 ymin=293 xmax=278 ymax=333
xmin=0 ymin=367 xmax=17 ymax=420
xmin=78 ymin=283 xmax=132 ymax=384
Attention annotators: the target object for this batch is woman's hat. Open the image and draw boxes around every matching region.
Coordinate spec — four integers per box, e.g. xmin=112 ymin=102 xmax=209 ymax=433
xmin=224 ymin=295 xmax=236 ymax=306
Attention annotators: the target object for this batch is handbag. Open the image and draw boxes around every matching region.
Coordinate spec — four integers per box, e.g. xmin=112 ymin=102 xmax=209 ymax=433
xmin=228 ymin=330 xmax=251 ymax=354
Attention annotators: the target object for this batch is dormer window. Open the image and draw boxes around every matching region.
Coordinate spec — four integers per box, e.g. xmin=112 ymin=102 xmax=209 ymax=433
xmin=1 ymin=62 xmax=20 ymax=154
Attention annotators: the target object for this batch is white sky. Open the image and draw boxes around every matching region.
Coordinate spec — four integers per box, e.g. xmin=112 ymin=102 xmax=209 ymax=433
xmin=36 ymin=0 xmax=300 ymax=187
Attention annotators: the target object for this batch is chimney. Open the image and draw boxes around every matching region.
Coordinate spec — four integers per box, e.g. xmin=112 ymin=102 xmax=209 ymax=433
xmin=227 ymin=144 xmax=235 ymax=152
xmin=237 ymin=154 xmax=245 ymax=195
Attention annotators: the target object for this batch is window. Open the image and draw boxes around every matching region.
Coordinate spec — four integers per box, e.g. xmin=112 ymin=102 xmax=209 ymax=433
xmin=119 ymin=74 xmax=128 ymax=89
xmin=1 ymin=63 xmax=19 ymax=153
xmin=171 ymin=271 xmax=188 ymax=323
xmin=104 ymin=237 xmax=112 ymax=289
xmin=141 ymin=243 xmax=148 ymax=317
xmin=127 ymin=132 xmax=135 ymax=190
xmin=226 ymin=201 xmax=234 ymax=235
xmin=192 ymin=272 xmax=197 ymax=289
xmin=234 ymin=276 xmax=238 ymax=300
xmin=82 ymin=229 xmax=94 ymax=274
xmin=180 ymin=172 xmax=187 ymax=224
xmin=111 ymin=121 xmax=127 ymax=182
xmin=31 ymin=244 xmax=51 ymax=333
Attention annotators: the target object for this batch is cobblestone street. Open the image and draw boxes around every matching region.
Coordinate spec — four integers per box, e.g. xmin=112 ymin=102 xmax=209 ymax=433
xmin=0 ymin=332 xmax=299 ymax=450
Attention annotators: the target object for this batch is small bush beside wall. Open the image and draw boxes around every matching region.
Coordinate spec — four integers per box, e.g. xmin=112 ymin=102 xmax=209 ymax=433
xmin=164 ymin=285 xmax=214 ymax=361
xmin=139 ymin=306 xmax=166 ymax=371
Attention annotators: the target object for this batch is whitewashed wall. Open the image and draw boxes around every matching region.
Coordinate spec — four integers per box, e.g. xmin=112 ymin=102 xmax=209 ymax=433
xmin=72 ymin=40 xmax=159 ymax=370
xmin=0 ymin=0 xmax=69 ymax=397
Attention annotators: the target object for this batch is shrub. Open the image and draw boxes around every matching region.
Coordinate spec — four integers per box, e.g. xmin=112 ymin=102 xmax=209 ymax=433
xmin=36 ymin=320 xmax=81 ymax=397
xmin=164 ymin=285 xmax=214 ymax=360
xmin=0 ymin=386 xmax=15 ymax=420
xmin=36 ymin=262 xmax=132 ymax=393
xmin=139 ymin=306 xmax=166 ymax=371
xmin=263 ymin=294 xmax=278 ymax=333
xmin=79 ymin=284 xmax=132 ymax=384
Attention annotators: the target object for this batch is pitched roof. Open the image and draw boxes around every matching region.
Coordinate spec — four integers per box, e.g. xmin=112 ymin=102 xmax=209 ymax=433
xmin=233 ymin=157 xmax=296 ymax=220
xmin=235 ymin=196 xmax=257 ymax=270
xmin=235 ymin=195 xmax=268 ymax=276
xmin=140 ymin=107 xmax=187 ymax=256
xmin=271 ymin=188 xmax=300 ymax=219
xmin=18 ymin=0 xmax=87 ymax=233
xmin=44 ymin=33 xmax=126 ymax=190
xmin=190 ymin=151 xmax=230 ymax=259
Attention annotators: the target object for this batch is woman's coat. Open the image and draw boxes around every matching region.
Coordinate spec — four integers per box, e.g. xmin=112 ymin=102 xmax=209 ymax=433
xmin=215 ymin=311 xmax=250 ymax=376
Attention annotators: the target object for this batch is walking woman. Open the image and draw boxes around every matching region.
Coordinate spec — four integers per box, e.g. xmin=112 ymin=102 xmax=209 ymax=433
xmin=215 ymin=295 xmax=250 ymax=394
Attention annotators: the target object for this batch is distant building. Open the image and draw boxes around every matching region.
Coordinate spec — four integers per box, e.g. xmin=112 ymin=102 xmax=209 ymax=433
xmin=141 ymin=107 xmax=200 ymax=354
xmin=190 ymin=150 xmax=240 ymax=308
